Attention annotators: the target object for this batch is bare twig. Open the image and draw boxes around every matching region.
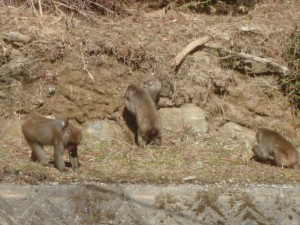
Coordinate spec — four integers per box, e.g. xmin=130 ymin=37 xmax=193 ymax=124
xmin=52 ymin=1 xmax=103 ymax=24
xmin=205 ymin=43 xmax=289 ymax=74
xmin=38 ymin=0 xmax=42 ymax=16
xmin=201 ymin=78 xmax=211 ymax=106
xmin=28 ymin=0 xmax=38 ymax=16
xmin=171 ymin=36 xmax=211 ymax=70
xmin=80 ymin=46 xmax=95 ymax=83
xmin=89 ymin=1 xmax=114 ymax=15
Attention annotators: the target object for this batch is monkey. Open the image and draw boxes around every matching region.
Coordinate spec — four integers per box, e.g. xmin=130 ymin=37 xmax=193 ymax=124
xmin=252 ymin=128 xmax=300 ymax=169
xmin=22 ymin=116 xmax=83 ymax=172
xmin=124 ymin=83 xmax=162 ymax=147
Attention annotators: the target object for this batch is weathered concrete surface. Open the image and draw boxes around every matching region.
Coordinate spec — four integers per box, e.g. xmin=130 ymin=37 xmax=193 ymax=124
xmin=0 ymin=183 xmax=299 ymax=225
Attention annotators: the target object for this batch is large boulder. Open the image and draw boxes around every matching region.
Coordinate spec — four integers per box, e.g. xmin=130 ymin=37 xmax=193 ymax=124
xmin=159 ymin=104 xmax=208 ymax=134
xmin=85 ymin=120 xmax=123 ymax=142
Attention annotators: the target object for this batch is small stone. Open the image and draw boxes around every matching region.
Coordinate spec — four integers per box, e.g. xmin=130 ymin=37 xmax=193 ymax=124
xmin=48 ymin=87 xmax=56 ymax=96
xmin=3 ymin=31 xmax=32 ymax=44
xmin=183 ymin=176 xmax=196 ymax=181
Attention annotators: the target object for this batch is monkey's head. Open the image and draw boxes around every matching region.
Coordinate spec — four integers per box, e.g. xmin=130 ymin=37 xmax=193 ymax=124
xmin=125 ymin=85 xmax=138 ymax=99
xmin=256 ymin=128 xmax=265 ymax=142
xmin=63 ymin=124 xmax=83 ymax=149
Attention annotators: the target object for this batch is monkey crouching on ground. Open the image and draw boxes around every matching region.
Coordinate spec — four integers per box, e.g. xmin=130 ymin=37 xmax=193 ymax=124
xmin=252 ymin=128 xmax=300 ymax=169
xmin=124 ymin=82 xmax=162 ymax=147
xmin=22 ymin=116 xmax=83 ymax=172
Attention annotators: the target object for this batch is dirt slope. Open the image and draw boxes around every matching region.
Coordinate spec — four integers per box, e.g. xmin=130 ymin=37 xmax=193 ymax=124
xmin=0 ymin=1 xmax=299 ymax=185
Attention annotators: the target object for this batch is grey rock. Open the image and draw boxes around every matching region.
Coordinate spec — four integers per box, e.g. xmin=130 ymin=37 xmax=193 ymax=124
xmin=85 ymin=119 xmax=123 ymax=142
xmin=3 ymin=31 xmax=32 ymax=44
xmin=219 ymin=122 xmax=255 ymax=141
xmin=0 ymin=55 xmax=34 ymax=83
xmin=182 ymin=175 xmax=197 ymax=181
xmin=10 ymin=49 xmax=24 ymax=59
xmin=159 ymin=104 xmax=208 ymax=134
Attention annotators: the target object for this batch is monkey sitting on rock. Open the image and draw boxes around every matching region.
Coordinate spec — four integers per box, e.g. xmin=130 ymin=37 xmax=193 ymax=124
xmin=22 ymin=116 xmax=83 ymax=172
xmin=252 ymin=128 xmax=300 ymax=170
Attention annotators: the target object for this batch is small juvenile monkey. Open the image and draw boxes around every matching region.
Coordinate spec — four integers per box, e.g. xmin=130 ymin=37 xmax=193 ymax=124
xmin=124 ymin=83 xmax=162 ymax=147
xmin=22 ymin=116 xmax=83 ymax=172
xmin=252 ymin=128 xmax=300 ymax=169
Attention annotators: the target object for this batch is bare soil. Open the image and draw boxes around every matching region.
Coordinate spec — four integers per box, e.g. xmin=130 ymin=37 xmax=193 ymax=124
xmin=0 ymin=1 xmax=300 ymax=185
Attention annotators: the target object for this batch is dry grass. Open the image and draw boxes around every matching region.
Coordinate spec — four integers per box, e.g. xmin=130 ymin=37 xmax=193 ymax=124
xmin=1 ymin=129 xmax=300 ymax=185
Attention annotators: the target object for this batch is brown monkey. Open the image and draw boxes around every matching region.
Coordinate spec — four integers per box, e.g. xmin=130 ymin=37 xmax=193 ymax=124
xmin=252 ymin=128 xmax=299 ymax=169
xmin=125 ymin=84 xmax=162 ymax=147
xmin=22 ymin=116 xmax=83 ymax=172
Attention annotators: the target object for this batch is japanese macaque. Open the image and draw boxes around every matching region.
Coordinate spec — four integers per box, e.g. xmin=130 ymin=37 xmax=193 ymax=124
xmin=22 ymin=116 xmax=83 ymax=172
xmin=252 ymin=128 xmax=300 ymax=169
xmin=124 ymin=82 xmax=162 ymax=147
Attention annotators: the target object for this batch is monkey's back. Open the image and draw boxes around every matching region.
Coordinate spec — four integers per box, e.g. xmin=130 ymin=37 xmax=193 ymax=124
xmin=124 ymin=85 xmax=145 ymax=114
xmin=258 ymin=128 xmax=299 ymax=165
xmin=136 ymin=92 xmax=162 ymax=132
xmin=22 ymin=117 xmax=67 ymax=145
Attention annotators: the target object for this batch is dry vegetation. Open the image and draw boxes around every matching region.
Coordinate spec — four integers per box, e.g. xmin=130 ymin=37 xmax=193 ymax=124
xmin=0 ymin=0 xmax=300 ymax=185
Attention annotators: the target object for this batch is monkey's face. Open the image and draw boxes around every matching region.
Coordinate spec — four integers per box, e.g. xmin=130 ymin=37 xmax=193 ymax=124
xmin=63 ymin=126 xmax=83 ymax=147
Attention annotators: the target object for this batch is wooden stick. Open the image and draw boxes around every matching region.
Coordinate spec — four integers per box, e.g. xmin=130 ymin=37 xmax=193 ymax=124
xmin=29 ymin=0 xmax=38 ymax=16
xmin=38 ymin=0 xmax=43 ymax=16
xmin=205 ymin=43 xmax=289 ymax=74
xmin=171 ymin=36 xmax=211 ymax=69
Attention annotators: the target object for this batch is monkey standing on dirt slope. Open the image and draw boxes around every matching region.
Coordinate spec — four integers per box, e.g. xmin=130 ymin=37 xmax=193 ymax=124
xmin=22 ymin=116 xmax=83 ymax=172
xmin=124 ymin=81 xmax=162 ymax=147
xmin=252 ymin=128 xmax=300 ymax=170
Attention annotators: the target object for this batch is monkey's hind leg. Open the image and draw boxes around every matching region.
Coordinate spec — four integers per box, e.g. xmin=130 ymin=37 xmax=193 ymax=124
xmin=29 ymin=143 xmax=47 ymax=165
xmin=54 ymin=143 xmax=66 ymax=172
xmin=274 ymin=148 xmax=297 ymax=168
xmin=137 ymin=129 xmax=147 ymax=148
xmin=69 ymin=147 xmax=79 ymax=170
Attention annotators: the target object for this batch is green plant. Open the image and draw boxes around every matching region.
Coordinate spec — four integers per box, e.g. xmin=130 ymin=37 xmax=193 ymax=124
xmin=283 ymin=24 xmax=300 ymax=109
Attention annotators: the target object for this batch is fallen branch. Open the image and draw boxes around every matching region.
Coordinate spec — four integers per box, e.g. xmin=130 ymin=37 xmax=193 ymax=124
xmin=53 ymin=1 xmax=104 ymax=24
xmin=28 ymin=0 xmax=38 ymax=16
xmin=171 ymin=36 xmax=211 ymax=70
xmin=89 ymin=1 xmax=114 ymax=15
xmin=205 ymin=43 xmax=289 ymax=74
